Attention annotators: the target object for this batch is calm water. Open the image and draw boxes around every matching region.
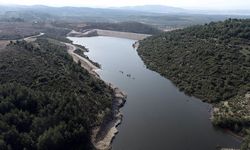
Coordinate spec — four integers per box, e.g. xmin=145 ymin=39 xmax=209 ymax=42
xmin=68 ymin=36 xmax=241 ymax=150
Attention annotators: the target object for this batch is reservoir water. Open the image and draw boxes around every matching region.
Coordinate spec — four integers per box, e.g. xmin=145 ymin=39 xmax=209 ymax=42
xmin=68 ymin=36 xmax=241 ymax=150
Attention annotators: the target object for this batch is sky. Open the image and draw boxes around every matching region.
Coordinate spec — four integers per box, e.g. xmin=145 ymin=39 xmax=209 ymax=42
xmin=0 ymin=0 xmax=249 ymax=10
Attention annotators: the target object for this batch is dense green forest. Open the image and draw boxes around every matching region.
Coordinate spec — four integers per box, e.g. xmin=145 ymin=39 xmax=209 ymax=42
xmin=137 ymin=19 xmax=250 ymax=149
xmin=0 ymin=38 xmax=113 ymax=149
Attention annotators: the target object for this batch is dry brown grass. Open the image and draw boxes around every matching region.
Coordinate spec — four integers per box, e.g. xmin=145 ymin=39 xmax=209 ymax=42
xmin=0 ymin=40 xmax=9 ymax=50
xmin=0 ymin=22 xmax=39 ymax=40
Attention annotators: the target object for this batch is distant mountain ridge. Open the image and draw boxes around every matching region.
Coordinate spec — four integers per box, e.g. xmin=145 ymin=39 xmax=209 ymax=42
xmin=114 ymin=5 xmax=186 ymax=14
xmin=0 ymin=4 xmax=249 ymax=16
xmin=113 ymin=5 xmax=250 ymax=15
xmin=0 ymin=4 xmax=249 ymax=29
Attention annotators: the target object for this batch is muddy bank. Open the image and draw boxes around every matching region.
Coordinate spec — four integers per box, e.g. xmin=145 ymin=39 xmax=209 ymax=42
xmin=65 ymin=42 xmax=99 ymax=78
xmin=69 ymin=36 xmax=241 ymax=149
xmin=91 ymin=85 xmax=126 ymax=150
xmin=67 ymin=29 xmax=150 ymax=40
xmin=65 ymin=42 xmax=127 ymax=150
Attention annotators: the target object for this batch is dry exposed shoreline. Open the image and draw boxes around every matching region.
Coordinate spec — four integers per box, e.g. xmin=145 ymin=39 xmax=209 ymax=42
xmin=65 ymin=42 xmax=127 ymax=150
xmin=67 ymin=29 xmax=151 ymax=40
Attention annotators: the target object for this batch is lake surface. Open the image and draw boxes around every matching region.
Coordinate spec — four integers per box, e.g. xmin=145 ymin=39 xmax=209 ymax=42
xmin=68 ymin=36 xmax=241 ymax=150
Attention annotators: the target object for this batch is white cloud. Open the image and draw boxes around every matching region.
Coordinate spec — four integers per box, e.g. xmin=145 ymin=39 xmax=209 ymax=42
xmin=0 ymin=0 xmax=249 ymax=10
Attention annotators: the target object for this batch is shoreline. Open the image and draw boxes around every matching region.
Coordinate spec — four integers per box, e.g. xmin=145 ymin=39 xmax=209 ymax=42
xmin=67 ymin=29 xmax=151 ymax=40
xmin=137 ymin=42 xmax=244 ymax=149
xmin=91 ymin=85 xmax=126 ymax=150
xmin=65 ymin=42 xmax=127 ymax=150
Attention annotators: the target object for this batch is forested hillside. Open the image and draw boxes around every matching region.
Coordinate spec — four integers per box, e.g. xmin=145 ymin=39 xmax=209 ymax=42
xmin=137 ymin=19 xmax=250 ymax=149
xmin=0 ymin=38 xmax=113 ymax=149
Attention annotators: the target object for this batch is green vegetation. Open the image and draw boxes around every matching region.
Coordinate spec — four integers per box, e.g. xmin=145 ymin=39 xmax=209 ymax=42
xmin=74 ymin=48 xmax=101 ymax=68
xmin=40 ymin=28 xmax=71 ymax=43
xmin=137 ymin=19 xmax=250 ymax=149
xmin=0 ymin=38 xmax=113 ymax=149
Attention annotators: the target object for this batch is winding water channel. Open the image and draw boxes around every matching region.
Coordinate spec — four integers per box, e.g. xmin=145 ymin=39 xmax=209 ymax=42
xmin=68 ymin=36 xmax=241 ymax=150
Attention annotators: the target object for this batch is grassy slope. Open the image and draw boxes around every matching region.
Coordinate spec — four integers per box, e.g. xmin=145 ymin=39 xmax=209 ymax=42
xmin=137 ymin=19 xmax=250 ymax=149
xmin=0 ymin=38 xmax=113 ymax=149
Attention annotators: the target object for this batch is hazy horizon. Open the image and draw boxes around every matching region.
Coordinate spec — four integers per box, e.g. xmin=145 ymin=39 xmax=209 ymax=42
xmin=0 ymin=0 xmax=250 ymax=10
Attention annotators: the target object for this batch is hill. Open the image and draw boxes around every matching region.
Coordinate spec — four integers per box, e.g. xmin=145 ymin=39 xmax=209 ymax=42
xmin=115 ymin=5 xmax=250 ymax=16
xmin=116 ymin=5 xmax=186 ymax=14
xmin=0 ymin=38 xmax=113 ymax=149
xmin=77 ymin=22 xmax=162 ymax=34
xmin=137 ymin=19 xmax=250 ymax=149
xmin=0 ymin=5 xmax=249 ymax=29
